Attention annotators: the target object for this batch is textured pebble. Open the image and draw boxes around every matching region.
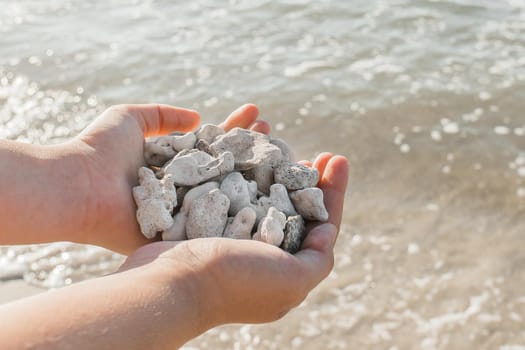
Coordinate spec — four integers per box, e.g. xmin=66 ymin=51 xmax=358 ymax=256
xmin=270 ymin=138 xmax=295 ymax=162
xmin=143 ymin=136 xmax=177 ymax=167
xmin=256 ymin=207 xmax=286 ymax=246
xmin=210 ymin=128 xmax=283 ymax=171
xmin=163 ymin=150 xmax=234 ymax=186
xmin=281 ymin=215 xmax=306 ymax=254
xmin=186 ymin=189 xmax=230 ymax=239
xmin=132 ymin=167 xmax=177 ymax=238
xmin=220 ymin=172 xmax=252 ymax=216
xmin=289 ymin=187 xmax=329 ymax=221
xmin=163 ymin=182 xmax=219 ymax=241
xmin=223 ymin=206 xmax=256 ymax=240
xmin=144 ymin=133 xmax=197 ymax=167
xmin=195 ymin=123 xmax=225 ymax=144
xmin=134 ymin=123 xmax=329 ymax=252
xmin=274 ymin=162 xmax=319 ymax=190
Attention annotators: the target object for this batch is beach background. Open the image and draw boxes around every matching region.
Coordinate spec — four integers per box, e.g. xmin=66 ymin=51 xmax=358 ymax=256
xmin=1 ymin=0 xmax=525 ymax=348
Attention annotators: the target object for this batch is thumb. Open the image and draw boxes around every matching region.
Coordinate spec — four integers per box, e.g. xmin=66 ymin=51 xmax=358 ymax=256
xmin=294 ymin=223 xmax=338 ymax=288
xmin=128 ymin=104 xmax=201 ymax=137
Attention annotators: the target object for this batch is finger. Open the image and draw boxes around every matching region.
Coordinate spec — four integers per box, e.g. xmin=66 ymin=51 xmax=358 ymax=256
xmin=299 ymin=222 xmax=338 ymax=254
xmin=129 ymin=104 xmax=201 ymax=137
xmin=249 ymin=120 xmax=271 ymax=135
xmin=294 ymin=223 xmax=338 ymax=287
xmin=219 ymin=104 xmax=259 ymax=131
xmin=318 ymin=155 xmax=349 ymax=230
xmin=298 ymin=160 xmax=313 ymax=167
xmin=313 ymin=152 xmax=333 ymax=179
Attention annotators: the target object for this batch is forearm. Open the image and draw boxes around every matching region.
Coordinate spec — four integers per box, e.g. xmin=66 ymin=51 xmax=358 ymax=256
xmin=0 ymin=139 xmax=90 ymax=245
xmin=0 ymin=264 xmax=209 ymax=350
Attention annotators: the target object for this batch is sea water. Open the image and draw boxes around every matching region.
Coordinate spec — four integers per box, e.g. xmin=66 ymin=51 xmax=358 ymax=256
xmin=1 ymin=0 xmax=525 ymax=348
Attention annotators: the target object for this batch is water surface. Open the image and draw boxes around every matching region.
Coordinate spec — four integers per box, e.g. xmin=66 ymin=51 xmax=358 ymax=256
xmin=1 ymin=0 xmax=525 ymax=348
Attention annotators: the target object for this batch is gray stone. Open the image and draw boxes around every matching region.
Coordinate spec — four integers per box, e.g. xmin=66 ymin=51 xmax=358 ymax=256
xmin=267 ymin=183 xmax=297 ymax=217
xmin=252 ymin=183 xmax=297 ymax=224
xmin=270 ymin=138 xmax=295 ymax=162
xmin=162 ymin=150 xmax=234 ymax=186
xmin=223 ymin=206 xmax=256 ymax=240
xmin=274 ymin=162 xmax=319 ymax=190
xmin=281 ymin=215 xmax=306 ymax=254
xmin=220 ymin=172 xmax=252 ymax=216
xmin=195 ymin=123 xmax=225 ymax=144
xmin=170 ymin=132 xmax=197 ymax=151
xmin=210 ymin=128 xmax=283 ymax=171
xmin=162 ymin=182 xmax=219 ymax=241
xmin=143 ymin=137 xmax=177 ymax=167
xmin=244 ymin=159 xmax=276 ymax=195
xmin=144 ymin=133 xmax=197 ymax=167
xmin=132 ymin=167 xmax=177 ymax=239
xmin=289 ymin=187 xmax=329 ymax=222
xmin=255 ymin=207 xmax=286 ymax=246
xmin=186 ymin=189 xmax=230 ymax=239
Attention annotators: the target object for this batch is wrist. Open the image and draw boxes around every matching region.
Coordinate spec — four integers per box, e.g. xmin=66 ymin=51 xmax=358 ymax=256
xmin=0 ymin=139 xmax=93 ymax=245
xmin=145 ymin=255 xmax=218 ymax=343
xmin=42 ymin=140 xmax=96 ymax=244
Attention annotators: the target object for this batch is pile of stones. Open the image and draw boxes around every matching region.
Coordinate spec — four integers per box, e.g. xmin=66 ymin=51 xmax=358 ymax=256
xmin=132 ymin=124 xmax=328 ymax=254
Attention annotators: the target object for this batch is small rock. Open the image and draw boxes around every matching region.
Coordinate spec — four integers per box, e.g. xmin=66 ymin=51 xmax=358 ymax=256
xmin=143 ymin=136 xmax=177 ymax=167
xmin=220 ymin=172 xmax=252 ymax=216
xmin=195 ymin=139 xmax=215 ymax=156
xmin=180 ymin=182 xmax=220 ymax=212
xmin=223 ymin=206 xmax=256 ymax=240
xmin=256 ymin=207 xmax=286 ymax=246
xmin=244 ymin=159 xmax=276 ymax=195
xmin=172 ymin=148 xmax=202 ymax=160
xmin=170 ymin=132 xmax=197 ymax=151
xmin=289 ymin=187 xmax=329 ymax=221
xmin=195 ymin=123 xmax=225 ymax=144
xmin=270 ymin=138 xmax=295 ymax=162
xmin=132 ymin=167 xmax=177 ymax=238
xmin=144 ymin=133 xmax=197 ymax=167
xmin=163 ymin=150 xmax=234 ymax=186
xmin=253 ymin=183 xmax=297 ymax=223
xmin=163 ymin=182 xmax=219 ymax=241
xmin=175 ymin=186 xmax=190 ymax=211
xmin=247 ymin=180 xmax=258 ymax=203
xmin=281 ymin=215 xmax=306 ymax=254
xmin=267 ymin=183 xmax=297 ymax=217
xmin=274 ymin=162 xmax=319 ymax=190
xmin=210 ymin=128 xmax=283 ymax=171
xmin=186 ymin=189 xmax=230 ymax=239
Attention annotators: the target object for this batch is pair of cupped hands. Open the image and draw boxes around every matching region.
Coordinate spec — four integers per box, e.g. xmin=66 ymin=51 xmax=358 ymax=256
xmin=74 ymin=103 xmax=348 ymax=324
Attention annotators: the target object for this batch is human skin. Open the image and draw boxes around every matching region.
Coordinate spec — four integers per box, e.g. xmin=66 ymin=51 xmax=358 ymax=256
xmin=0 ymin=103 xmax=269 ymax=254
xmin=0 ymin=154 xmax=348 ymax=350
xmin=0 ymin=104 xmax=349 ymax=349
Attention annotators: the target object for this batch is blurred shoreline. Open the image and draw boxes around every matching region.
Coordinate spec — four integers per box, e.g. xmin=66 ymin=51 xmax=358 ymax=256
xmin=0 ymin=279 xmax=43 ymax=305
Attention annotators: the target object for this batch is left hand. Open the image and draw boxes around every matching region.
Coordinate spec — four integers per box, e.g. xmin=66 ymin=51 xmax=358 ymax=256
xmin=73 ymin=103 xmax=268 ymax=254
